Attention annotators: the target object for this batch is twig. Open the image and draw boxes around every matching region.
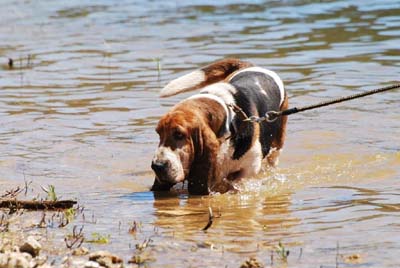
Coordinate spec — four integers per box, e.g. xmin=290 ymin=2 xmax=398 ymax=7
xmin=23 ymin=176 xmax=32 ymax=196
xmin=38 ymin=212 xmax=47 ymax=228
xmin=65 ymin=225 xmax=84 ymax=249
xmin=1 ymin=187 xmax=22 ymax=199
xmin=336 ymin=242 xmax=340 ymax=268
xmin=58 ymin=212 xmax=69 ymax=227
xmin=202 ymin=207 xmax=214 ymax=231
xmin=0 ymin=214 xmax=9 ymax=232
xmin=8 ymin=58 xmax=13 ymax=69
xmin=129 ymin=221 xmax=138 ymax=234
xmin=270 ymin=250 xmax=274 ymax=265
xmin=298 ymin=247 xmax=303 ymax=262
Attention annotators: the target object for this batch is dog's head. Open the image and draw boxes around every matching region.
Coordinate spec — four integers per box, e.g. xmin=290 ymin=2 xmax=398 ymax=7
xmin=151 ymin=108 xmax=203 ymax=186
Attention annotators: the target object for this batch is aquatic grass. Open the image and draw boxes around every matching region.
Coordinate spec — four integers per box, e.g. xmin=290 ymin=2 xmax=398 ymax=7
xmin=135 ymin=238 xmax=152 ymax=251
xmin=129 ymin=220 xmax=141 ymax=235
xmin=275 ymin=241 xmax=290 ymax=263
xmin=129 ymin=238 xmax=155 ymax=265
xmin=41 ymin=185 xmax=58 ymax=201
xmin=64 ymin=208 xmax=76 ymax=222
xmin=102 ymin=40 xmax=112 ymax=84
xmin=153 ymin=57 xmax=162 ymax=80
xmin=5 ymin=54 xmax=34 ymax=70
xmin=56 ymin=207 xmax=78 ymax=227
xmin=86 ymin=232 xmax=111 ymax=244
xmin=129 ymin=252 xmax=155 ymax=265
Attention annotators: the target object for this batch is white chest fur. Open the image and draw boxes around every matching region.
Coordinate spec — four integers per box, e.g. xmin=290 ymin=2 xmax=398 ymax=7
xmin=216 ymin=138 xmax=263 ymax=180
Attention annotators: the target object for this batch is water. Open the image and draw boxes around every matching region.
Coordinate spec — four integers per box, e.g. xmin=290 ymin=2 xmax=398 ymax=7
xmin=0 ymin=0 xmax=399 ymax=267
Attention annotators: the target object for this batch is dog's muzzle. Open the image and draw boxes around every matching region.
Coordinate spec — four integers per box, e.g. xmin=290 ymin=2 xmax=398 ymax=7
xmin=151 ymin=159 xmax=169 ymax=177
xmin=151 ymin=146 xmax=185 ymax=184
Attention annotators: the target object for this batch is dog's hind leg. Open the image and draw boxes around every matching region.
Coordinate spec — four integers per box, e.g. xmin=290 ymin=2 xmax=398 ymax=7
xmin=267 ymin=94 xmax=288 ymax=167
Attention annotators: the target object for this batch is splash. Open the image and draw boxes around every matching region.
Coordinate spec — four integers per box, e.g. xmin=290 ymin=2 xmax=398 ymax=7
xmin=218 ymin=150 xmax=399 ymax=198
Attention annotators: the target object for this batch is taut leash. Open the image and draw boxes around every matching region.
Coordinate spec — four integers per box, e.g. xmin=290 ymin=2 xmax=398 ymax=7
xmin=243 ymin=83 xmax=400 ymax=123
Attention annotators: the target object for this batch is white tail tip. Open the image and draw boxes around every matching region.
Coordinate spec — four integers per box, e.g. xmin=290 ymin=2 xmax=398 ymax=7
xmin=160 ymin=70 xmax=206 ymax=98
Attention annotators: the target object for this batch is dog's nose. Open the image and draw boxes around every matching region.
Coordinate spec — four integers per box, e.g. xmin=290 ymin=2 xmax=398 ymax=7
xmin=151 ymin=160 xmax=168 ymax=173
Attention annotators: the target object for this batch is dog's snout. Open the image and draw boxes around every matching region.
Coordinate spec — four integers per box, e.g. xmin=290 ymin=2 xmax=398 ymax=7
xmin=151 ymin=160 xmax=168 ymax=173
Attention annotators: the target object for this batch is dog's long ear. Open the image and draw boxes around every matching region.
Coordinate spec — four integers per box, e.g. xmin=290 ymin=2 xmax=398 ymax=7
xmin=191 ymin=126 xmax=203 ymax=159
xmin=160 ymin=58 xmax=253 ymax=97
xmin=187 ymin=123 xmax=219 ymax=195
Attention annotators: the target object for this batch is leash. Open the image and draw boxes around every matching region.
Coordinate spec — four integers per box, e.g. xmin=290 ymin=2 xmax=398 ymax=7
xmin=242 ymin=83 xmax=400 ymax=123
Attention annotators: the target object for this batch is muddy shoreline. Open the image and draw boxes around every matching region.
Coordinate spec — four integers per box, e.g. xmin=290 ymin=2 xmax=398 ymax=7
xmin=0 ymin=189 xmax=268 ymax=268
xmin=0 ymin=183 xmax=371 ymax=268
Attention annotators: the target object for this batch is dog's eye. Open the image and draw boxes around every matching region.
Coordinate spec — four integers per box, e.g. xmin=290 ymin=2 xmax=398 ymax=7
xmin=173 ymin=131 xmax=185 ymax=141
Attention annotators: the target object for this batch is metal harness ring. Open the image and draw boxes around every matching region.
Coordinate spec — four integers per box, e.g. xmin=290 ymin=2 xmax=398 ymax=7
xmin=264 ymin=111 xmax=280 ymax=122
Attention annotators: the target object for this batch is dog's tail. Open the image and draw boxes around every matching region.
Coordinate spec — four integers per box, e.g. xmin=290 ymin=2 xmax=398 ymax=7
xmin=160 ymin=58 xmax=253 ymax=97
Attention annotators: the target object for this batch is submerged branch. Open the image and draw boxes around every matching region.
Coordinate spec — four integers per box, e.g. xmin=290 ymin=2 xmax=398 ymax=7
xmin=0 ymin=199 xmax=77 ymax=210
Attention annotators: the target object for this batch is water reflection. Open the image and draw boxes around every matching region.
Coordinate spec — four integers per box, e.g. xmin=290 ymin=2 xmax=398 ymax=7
xmin=150 ymin=189 xmax=299 ymax=246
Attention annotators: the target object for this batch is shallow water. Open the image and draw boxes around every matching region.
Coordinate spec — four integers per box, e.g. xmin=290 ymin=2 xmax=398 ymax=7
xmin=1 ymin=0 xmax=400 ymax=267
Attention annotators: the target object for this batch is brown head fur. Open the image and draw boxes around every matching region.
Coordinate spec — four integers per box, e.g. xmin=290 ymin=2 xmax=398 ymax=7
xmin=152 ymin=98 xmax=227 ymax=194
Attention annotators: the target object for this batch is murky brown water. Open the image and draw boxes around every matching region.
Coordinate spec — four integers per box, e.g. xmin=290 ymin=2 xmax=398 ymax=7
xmin=1 ymin=0 xmax=400 ymax=267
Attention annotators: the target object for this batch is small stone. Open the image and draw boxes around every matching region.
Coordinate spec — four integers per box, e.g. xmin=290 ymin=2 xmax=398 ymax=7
xmin=84 ymin=261 xmax=101 ymax=268
xmin=61 ymin=256 xmax=70 ymax=264
xmin=0 ymin=254 xmax=8 ymax=267
xmin=31 ymin=255 xmax=47 ymax=267
xmin=64 ymin=259 xmax=85 ymax=268
xmin=20 ymin=236 xmax=42 ymax=257
xmin=60 ymin=258 xmax=86 ymax=268
xmin=343 ymin=253 xmax=363 ymax=264
xmin=61 ymin=256 xmax=81 ymax=268
xmin=89 ymin=251 xmax=123 ymax=268
xmin=240 ymin=257 xmax=264 ymax=268
xmin=72 ymin=247 xmax=89 ymax=256
xmin=20 ymin=253 xmax=32 ymax=262
xmin=0 ymin=239 xmax=12 ymax=254
xmin=37 ymin=264 xmax=52 ymax=268
xmin=2 ymin=252 xmax=31 ymax=268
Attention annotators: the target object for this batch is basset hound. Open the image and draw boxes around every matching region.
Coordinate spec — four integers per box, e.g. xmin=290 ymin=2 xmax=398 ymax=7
xmin=151 ymin=59 xmax=288 ymax=195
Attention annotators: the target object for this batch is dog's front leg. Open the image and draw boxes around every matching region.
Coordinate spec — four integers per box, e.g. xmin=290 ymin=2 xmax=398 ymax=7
xmin=150 ymin=178 xmax=174 ymax=191
xmin=209 ymin=178 xmax=237 ymax=194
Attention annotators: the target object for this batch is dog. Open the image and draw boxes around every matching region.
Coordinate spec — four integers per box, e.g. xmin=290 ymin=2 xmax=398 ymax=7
xmin=151 ymin=58 xmax=288 ymax=195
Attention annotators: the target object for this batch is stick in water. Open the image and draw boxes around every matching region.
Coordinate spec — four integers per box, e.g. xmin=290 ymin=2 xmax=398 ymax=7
xmin=202 ymin=207 xmax=214 ymax=231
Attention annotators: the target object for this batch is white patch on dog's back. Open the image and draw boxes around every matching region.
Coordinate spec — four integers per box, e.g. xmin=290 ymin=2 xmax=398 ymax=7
xmin=200 ymin=82 xmax=237 ymax=104
xmin=229 ymin=66 xmax=285 ymax=105
xmin=160 ymin=70 xmax=205 ymax=97
xmin=187 ymin=83 xmax=237 ymax=135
